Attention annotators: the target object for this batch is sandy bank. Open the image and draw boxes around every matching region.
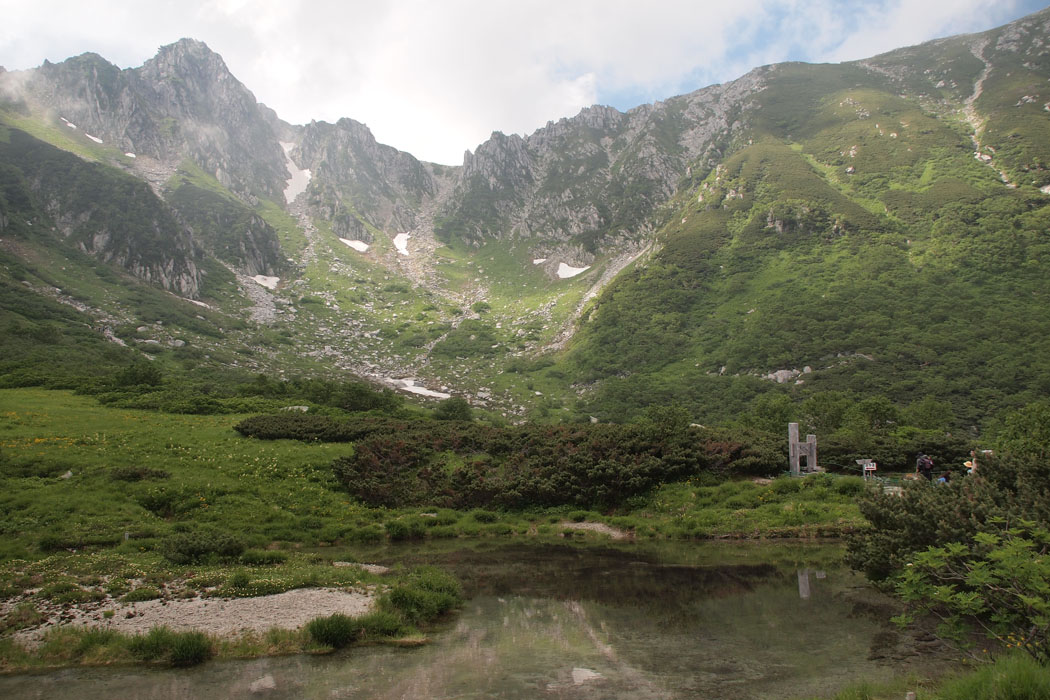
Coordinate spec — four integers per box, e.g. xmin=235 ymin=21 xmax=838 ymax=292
xmin=13 ymin=587 xmax=375 ymax=647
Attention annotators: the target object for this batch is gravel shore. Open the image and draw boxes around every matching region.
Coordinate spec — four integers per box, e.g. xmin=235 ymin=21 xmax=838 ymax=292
xmin=13 ymin=587 xmax=375 ymax=647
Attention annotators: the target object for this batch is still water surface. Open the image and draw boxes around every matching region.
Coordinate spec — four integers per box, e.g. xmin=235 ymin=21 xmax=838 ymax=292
xmin=0 ymin=541 xmax=935 ymax=699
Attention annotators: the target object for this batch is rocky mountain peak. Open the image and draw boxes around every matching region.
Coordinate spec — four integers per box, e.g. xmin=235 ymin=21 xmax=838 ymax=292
xmin=462 ymin=131 xmax=534 ymax=184
xmin=139 ymin=38 xmax=238 ymax=98
xmin=297 ymin=116 xmax=438 ymax=236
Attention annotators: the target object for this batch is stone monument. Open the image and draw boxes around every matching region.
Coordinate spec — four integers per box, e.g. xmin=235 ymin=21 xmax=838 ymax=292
xmin=788 ymin=422 xmax=818 ymax=477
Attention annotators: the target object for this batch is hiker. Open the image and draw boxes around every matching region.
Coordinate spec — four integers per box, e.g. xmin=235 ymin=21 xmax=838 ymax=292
xmin=916 ymin=453 xmax=934 ymax=481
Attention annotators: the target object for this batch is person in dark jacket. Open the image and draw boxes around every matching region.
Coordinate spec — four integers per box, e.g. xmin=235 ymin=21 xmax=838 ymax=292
xmin=916 ymin=453 xmax=934 ymax=481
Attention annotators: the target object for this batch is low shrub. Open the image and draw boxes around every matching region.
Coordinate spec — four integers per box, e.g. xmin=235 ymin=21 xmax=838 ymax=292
xmin=160 ymin=530 xmax=245 ymax=565
xmin=1 ymin=602 xmax=46 ymax=634
xmin=470 ymin=509 xmax=499 ymax=523
xmin=430 ymin=510 xmax=461 ymax=526
xmin=936 ymin=652 xmax=1050 ymax=700
xmin=769 ymin=476 xmax=802 ymax=495
xmin=110 ymin=465 xmax=170 ymax=482
xmin=384 ymin=518 xmax=426 ymax=541
xmin=127 ymin=627 xmax=213 ymax=666
xmin=122 ymin=586 xmax=162 ymax=603
xmin=305 ymin=613 xmax=357 ymax=649
xmin=382 ymin=566 xmax=463 ymax=625
xmin=833 ymin=475 xmax=867 ymax=496
xmin=355 ymin=610 xmax=406 ymax=639
xmin=168 ymin=631 xmax=212 ymax=667
xmin=227 ymin=571 xmax=251 ymax=590
xmin=127 ymin=626 xmax=177 ymax=661
xmin=240 ymin=550 xmax=287 ymax=566
xmin=346 ymin=525 xmax=384 ymax=543
xmin=233 ymin=414 xmax=409 ymax=442
xmin=38 ymin=581 xmax=101 ymax=605
xmin=75 ymin=628 xmax=121 ymax=656
xmin=136 ymin=485 xmax=198 ymax=518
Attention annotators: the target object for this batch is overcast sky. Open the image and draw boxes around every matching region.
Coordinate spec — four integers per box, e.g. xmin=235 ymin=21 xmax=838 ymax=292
xmin=1 ymin=1 xmax=1046 ymax=164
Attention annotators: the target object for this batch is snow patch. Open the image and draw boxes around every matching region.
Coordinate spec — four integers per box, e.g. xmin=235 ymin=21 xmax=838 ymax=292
xmin=393 ymin=233 xmax=410 ymax=256
xmin=340 ymin=238 xmax=370 ymax=252
xmin=557 ymin=263 xmax=590 ymax=279
xmin=280 ymin=142 xmax=312 ymax=204
xmin=252 ymin=275 xmax=280 ymax=290
xmin=393 ymin=378 xmax=450 ymax=399
xmin=572 ymin=668 xmax=603 ymax=685
xmin=61 ymin=117 xmax=76 ymax=129
xmin=532 ymin=258 xmax=547 ymax=265
xmin=86 ymin=134 xmax=103 ymax=144
xmin=186 ymin=298 xmax=211 ymax=308
xmin=125 ymin=152 xmax=136 ymax=158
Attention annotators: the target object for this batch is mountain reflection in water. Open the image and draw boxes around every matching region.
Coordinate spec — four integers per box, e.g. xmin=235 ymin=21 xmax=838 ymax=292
xmin=0 ymin=541 xmax=947 ymax=700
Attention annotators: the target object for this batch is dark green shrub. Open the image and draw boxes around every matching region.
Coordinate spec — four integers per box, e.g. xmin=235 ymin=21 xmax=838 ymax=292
xmin=122 ymin=586 xmax=162 ymax=602
xmin=127 ymin=626 xmax=176 ymax=661
xmin=110 ymin=465 xmax=170 ymax=481
xmin=239 ymin=549 xmax=287 ymax=566
xmin=769 ymin=476 xmax=802 ymax=494
xmin=384 ymin=518 xmax=426 ymax=541
xmin=430 ymin=510 xmax=461 ymax=526
xmin=136 ymin=485 xmax=198 ymax=518
xmin=935 ymin=652 xmax=1050 ymax=700
xmin=834 ymin=476 xmax=867 ymax=496
xmin=382 ymin=566 xmax=463 ymax=625
xmin=227 ymin=571 xmax=251 ymax=589
xmin=356 ymin=610 xmax=406 ymax=639
xmin=347 ymin=525 xmax=383 ymax=543
xmin=384 ymin=586 xmax=452 ymax=625
xmin=74 ymin=628 xmax=121 ymax=655
xmin=38 ymin=581 xmax=100 ymax=605
xmin=470 ymin=509 xmax=499 ymax=523
xmin=168 ymin=631 xmax=212 ymax=667
xmin=306 ymin=613 xmax=357 ymax=649
xmin=160 ymin=530 xmax=245 ymax=565
xmin=113 ymin=362 xmax=162 ymax=387
xmin=846 ymin=476 xmax=1017 ymax=581
xmin=1 ymin=603 xmax=45 ymax=633
xmin=233 ymin=414 xmax=410 ymax=442
xmin=434 ymin=396 xmax=474 ymax=421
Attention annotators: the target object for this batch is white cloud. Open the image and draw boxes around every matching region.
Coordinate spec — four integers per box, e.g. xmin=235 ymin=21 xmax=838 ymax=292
xmin=0 ymin=0 xmax=1044 ymax=163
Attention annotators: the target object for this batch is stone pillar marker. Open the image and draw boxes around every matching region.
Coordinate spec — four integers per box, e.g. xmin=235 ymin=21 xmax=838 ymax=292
xmin=788 ymin=422 xmax=818 ymax=476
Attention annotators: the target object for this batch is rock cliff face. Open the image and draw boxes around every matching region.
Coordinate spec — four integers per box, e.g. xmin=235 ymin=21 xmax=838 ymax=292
xmin=0 ymin=39 xmax=292 ymax=295
xmin=134 ymin=39 xmax=288 ymax=200
xmin=1 ymin=39 xmax=287 ymax=202
xmin=0 ymin=128 xmax=201 ymax=297
xmin=165 ymin=181 xmax=286 ymax=278
xmin=296 ymin=118 xmax=439 ymax=237
xmin=435 ymin=70 xmax=764 ymax=253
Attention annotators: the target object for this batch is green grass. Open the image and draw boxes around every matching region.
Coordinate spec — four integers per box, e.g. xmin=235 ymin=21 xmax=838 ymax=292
xmin=0 ymin=107 xmax=128 ymax=165
xmin=0 ymin=387 xmax=868 ymax=562
xmin=800 ymin=653 xmax=1050 ymax=700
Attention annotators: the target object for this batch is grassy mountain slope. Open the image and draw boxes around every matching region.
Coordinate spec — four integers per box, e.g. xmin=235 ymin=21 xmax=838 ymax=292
xmin=564 ymin=55 xmax=1050 ymax=430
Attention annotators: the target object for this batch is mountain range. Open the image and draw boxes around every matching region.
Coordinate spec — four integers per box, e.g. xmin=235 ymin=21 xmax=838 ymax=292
xmin=2 ymin=7 xmax=1049 ymax=431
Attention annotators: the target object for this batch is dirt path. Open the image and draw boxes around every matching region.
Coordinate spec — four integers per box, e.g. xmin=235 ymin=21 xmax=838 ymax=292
xmin=964 ymin=39 xmax=1017 ymax=187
